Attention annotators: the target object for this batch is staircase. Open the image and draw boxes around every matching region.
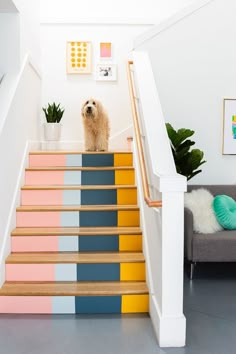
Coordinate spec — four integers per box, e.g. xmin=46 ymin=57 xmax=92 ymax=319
xmin=0 ymin=151 xmax=149 ymax=314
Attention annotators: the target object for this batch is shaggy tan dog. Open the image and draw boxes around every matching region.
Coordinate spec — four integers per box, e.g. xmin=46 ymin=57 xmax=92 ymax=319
xmin=81 ymin=98 xmax=110 ymax=151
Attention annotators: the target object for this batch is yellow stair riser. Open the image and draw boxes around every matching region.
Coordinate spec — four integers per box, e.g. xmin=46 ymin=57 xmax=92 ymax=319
xmin=114 ymin=153 xmax=133 ymax=167
xmin=117 ymin=189 xmax=137 ymax=205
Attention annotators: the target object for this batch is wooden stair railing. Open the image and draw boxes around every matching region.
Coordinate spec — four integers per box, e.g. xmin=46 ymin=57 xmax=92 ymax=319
xmin=127 ymin=61 xmax=162 ymax=208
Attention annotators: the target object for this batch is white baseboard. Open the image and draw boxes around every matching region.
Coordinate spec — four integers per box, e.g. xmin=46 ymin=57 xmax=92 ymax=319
xmin=30 ymin=126 xmax=133 ymax=152
xmin=0 ymin=141 xmax=31 ymax=286
xmin=39 ymin=140 xmax=84 ymax=151
xmin=150 ymin=295 xmax=186 ymax=347
xmin=109 ymin=125 xmax=133 ymax=150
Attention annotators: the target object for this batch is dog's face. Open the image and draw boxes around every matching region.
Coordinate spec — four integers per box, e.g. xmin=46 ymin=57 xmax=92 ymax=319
xmin=81 ymin=99 xmax=99 ymax=120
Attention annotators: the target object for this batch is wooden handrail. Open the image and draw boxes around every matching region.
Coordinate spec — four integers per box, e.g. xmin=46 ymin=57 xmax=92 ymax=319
xmin=127 ymin=61 xmax=162 ymax=208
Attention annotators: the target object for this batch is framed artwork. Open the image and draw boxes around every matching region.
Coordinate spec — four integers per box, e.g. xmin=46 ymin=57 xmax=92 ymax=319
xmin=100 ymin=42 xmax=112 ymax=59
xmin=222 ymin=98 xmax=236 ymax=154
xmin=66 ymin=41 xmax=92 ymax=74
xmin=96 ymin=63 xmax=117 ymax=81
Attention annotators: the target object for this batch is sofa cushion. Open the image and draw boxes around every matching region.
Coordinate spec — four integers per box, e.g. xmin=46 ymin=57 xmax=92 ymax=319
xmin=213 ymin=195 xmax=236 ymax=230
xmin=192 ymin=230 xmax=236 ymax=261
xmin=184 ymin=188 xmax=223 ymax=233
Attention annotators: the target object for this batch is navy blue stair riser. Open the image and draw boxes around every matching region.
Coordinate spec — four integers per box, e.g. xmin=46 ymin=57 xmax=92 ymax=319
xmin=81 ymin=189 xmax=117 ymax=205
xmin=79 ymin=235 xmax=119 ymax=251
xmin=75 ymin=296 xmax=121 ymax=314
xmin=81 ymin=171 xmax=114 ymax=185
xmin=80 ymin=211 xmax=117 ymax=227
xmin=82 ymin=154 xmax=114 ymax=167
xmin=77 ymin=264 xmax=120 ymax=281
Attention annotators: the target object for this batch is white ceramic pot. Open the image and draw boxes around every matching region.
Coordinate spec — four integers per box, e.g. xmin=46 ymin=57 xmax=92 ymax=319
xmin=44 ymin=123 xmax=62 ymax=141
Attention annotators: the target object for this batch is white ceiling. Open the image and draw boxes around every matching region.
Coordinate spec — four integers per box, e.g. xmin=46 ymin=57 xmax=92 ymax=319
xmin=0 ymin=0 xmax=17 ymax=12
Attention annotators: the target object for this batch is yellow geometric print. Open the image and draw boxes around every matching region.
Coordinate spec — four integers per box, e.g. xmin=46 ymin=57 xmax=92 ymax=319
xmin=67 ymin=41 xmax=91 ymax=74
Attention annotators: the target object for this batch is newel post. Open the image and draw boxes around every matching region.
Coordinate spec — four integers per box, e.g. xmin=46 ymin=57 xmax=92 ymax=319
xmin=157 ymin=174 xmax=187 ymax=347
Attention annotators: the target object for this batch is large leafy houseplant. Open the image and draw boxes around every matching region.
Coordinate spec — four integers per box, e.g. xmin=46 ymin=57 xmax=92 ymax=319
xmin=166 ymin=123 xmax=206 ymax=181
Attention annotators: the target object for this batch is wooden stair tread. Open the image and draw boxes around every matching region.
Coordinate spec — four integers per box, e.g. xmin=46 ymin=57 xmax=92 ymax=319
xmin=0 ymin=281 xmax=148 ymax=296
xmin=6 ymin=252 xmax=145 ymax=264
xmin=21 ymin=185 xmax=136 ymax=190
xmin=17 ymin=205 xmax=139 ymax=212
xmin=26 ymin=166 xmax=134 ymax=171
xmin=11 ymin=226 xmax=142 ymax=236
xmin=29 ymin=151 xmax=131 ymax=155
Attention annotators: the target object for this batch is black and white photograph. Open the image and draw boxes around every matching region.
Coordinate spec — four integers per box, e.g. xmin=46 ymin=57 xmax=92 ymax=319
xmin=96 ymin=64 xmax=117 ymax=81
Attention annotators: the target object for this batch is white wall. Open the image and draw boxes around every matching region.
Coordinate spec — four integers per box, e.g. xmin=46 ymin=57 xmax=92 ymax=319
xmin=40 ymin=24 xmax=151 ymax=145
xmin=0 ymin=0 xmax=40 ymax=73
xmin=12 ymin=0 xmax=40 ymax=66
xmin=0 ymin=13 xmax=20 ymax=73
xmin=40 ymin=0 xmax=194 ymax=147
xmin=136 ymin=0 xmax=236 ymax=184
xmin=40 ymin=0 xmax=193 ymax=24
xmin=0 ymin=0 xmax=17 ymax=12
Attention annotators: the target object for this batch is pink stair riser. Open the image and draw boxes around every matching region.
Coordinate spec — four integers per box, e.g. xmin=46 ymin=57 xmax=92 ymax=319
xmin=0 ymin=296 xmax=52 ymax=314
xmin=21 ymin=190 xmax=63 ymax=206
xmin=17 ymin=211 xmax=61 ymax=227
xmin=29 ymin=154 xmax=66 ymax=167
xmin=6 ymin=264 xmax=55 ymax=281
xmin=11 ymin=236 xmax=58 ymax=252
xmin=25 ymin=171 xmax=64 ymax=185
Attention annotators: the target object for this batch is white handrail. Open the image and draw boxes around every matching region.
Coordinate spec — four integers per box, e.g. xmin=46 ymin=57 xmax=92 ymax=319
xmin=130 ymin=50 xmax=186 ymax=347
xmin=0 ymin=53 xmax=41 ymax=135
xmin=132 ymin=51 xmax=177 ymax=176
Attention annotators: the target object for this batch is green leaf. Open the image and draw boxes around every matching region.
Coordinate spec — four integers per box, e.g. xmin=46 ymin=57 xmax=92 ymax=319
xmin=166 ymin=123 xmax=178 ymax=147
xmin=166 ymin=122 xmax=206 ymax=181
xmin=42 ymin=102 xmax=65 ymax=123
xmin=189 ymin=149 xmax=206 ymax=170
xmin=175 ymin=140 xmax=195 ymax=159
xmin=173 ymin=128 xmax=195 ymax=148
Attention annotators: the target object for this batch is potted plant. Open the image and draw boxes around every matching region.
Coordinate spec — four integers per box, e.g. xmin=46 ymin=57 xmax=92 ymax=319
xmin=42 ymin=102 xmax=65 ymax=141
xmin=166 ymin=123 xmax=206 ymax=181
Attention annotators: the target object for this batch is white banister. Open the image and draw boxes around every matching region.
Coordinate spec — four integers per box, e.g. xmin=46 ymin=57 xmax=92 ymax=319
xmin=0 ymin=54 xmax=41 ymax=134
xmin=129 ymin=51 xmax=187 ymax=347
xmin=0 ymin=54 xmax=41 ymax=286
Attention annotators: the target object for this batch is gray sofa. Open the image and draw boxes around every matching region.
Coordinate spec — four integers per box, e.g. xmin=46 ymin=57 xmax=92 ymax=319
xmin=185 ymin=185 xmax=236 ymax=279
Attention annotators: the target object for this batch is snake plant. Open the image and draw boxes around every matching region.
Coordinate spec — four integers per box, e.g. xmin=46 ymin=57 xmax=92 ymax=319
xmin=42 ymin=102 xmax=65 ymax=123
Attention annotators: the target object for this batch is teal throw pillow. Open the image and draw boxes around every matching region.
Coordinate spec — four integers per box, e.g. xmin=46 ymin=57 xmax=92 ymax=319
xmin=213 ymin=195 xmax=236 ymax=230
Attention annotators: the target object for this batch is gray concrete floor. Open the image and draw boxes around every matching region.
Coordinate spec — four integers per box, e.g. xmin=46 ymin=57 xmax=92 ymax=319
xmin=1 ymin=263 xmax=236 ymax=354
